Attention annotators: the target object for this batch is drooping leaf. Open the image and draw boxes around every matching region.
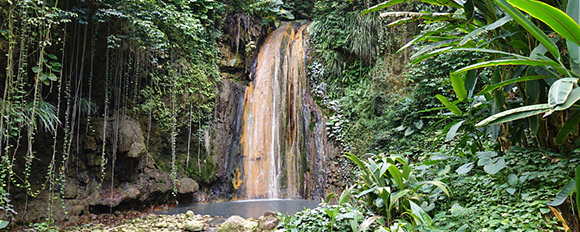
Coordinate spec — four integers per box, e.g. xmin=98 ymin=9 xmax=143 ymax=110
xmin=476 ymin=104 xmax=551 ymax=126
xmin=546 ymin=179 xmax=575 ymax=206
xmin=526 ymin=79 xmax=540 ymax=104
xmin=464 ymin=0 xmax=474 ymax=20
xmin=494 ymin=0 xmax=560 ymax=60
xmin=465 ymin=70 xmax=478 ymax=97
xmin=415 ymin=181 xmax=450 ymax=197
xmin=436 ymin=94 xmax=463 ymax=115
xmin=548 ymin=78 xmax=578 ymax=107
xmin=507 ymin=0 xmax=580 ymax=47
xmin=556 ymin=111 xmax=580 ymax=145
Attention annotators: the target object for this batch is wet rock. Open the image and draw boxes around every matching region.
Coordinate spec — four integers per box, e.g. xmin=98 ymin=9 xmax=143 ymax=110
xmin=217 ymin=215 xmax=258 ymax=232
xmin=178 ymin=177 xmax=200 ymax=194
xmin=184 ymin=220 xmax=205 ymax=231
xmin=220 ymin=45 xmax=245 ymax=69
xmin=209 ymin=79 xmax=246 ymax=189
xmin=258 ymin=215 xmax=279 ymax=231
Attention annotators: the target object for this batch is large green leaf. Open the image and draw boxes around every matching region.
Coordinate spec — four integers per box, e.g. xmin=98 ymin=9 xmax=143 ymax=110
xmin=396 ymin=24 xmax=457 ymax=54
xmin=555 ymin=111 xmax=580 ymax=145
xmin=451 ymin=72 xmax=468 ymax=101
xmin=507 ymin=0 xmax=580 ymax=47
xmin=494 ymin=0 xmax=560 ymax=60
xmin=554 ymin=87 xmax=580 ymax=111
xmin=464 ymin=0 xmax=474 ymax=20
xmin=546 ymin=179 xmax=575 ymax=206
xmin=412 ymin=47 xmax=528 ymax=64
xmin=476 ymin=104 xmax=551 ymax=126
xmin=548 ymin=78 xmax=577 ymax=107
xmin=451 ymin=59 xmax=568 ymax=80
xmin=414 ymin=181 xmax=450 ymax=197
xmin=387 ymin=164 xmax=405 ymax=189
xmin=363 ymin=0 xmax=462 ymax=15
xmin=446 ymin=120 xmax=464 ymax=141
xmin=567 ymin=0 xmax=580 ymax=74
xmin=483 ymin=157 xmax=506 ymax=175
xmin=459 ymin=15 xmax=512 ymax=46
xmin=436 ymin=94 xmax=463 ymax=115
xmin=456 ymin=162 xmax=474 ymax=174
xmin=478 ymin=75 xmax=550 ymax=95
xmin=389 ymin=189 xmax=412 ymax=212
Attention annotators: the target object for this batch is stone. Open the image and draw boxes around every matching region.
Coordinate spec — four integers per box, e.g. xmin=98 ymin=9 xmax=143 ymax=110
xmin=217 ymin=215 xmax=258 ymax=232
xmin=258 ymin=215 xmax=279 ymax=231
xmin=186 ymin=210 xmax=195 ymax=218
xmin=154 ymin=221 xmax=168 ymax=228
xmin=178 ymin=177 xmax=200 ymax=194
xmin=184 ymin=220 xmax=205 ymax=232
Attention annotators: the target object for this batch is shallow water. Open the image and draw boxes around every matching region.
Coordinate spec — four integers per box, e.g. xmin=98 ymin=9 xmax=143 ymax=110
xmin=159 ymin=199 xmax=320 ymax=219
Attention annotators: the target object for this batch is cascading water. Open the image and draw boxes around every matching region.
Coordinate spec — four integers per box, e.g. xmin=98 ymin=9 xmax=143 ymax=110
xmin=237 ymin=21 xmax=329 ymax=199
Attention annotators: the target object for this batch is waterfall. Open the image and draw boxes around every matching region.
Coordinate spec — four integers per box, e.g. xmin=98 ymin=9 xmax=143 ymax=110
xmin=238 ymin=21 xmax=327 ymax=199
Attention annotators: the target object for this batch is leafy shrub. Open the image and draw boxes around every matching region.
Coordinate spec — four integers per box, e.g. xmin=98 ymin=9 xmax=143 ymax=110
xmin=418 ymin=148 xmax=578 ymax=231
xmin=278 ymin=203 xmax=364 ymax=232
xmin=346 ymin=153 xmax=450 ymax=230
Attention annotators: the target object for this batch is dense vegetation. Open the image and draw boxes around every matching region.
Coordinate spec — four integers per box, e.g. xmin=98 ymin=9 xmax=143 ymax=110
xmin=280 ymin=0 xmax=580 ymax=231
xmin=1 ymin=0 xmax=580 ymax=231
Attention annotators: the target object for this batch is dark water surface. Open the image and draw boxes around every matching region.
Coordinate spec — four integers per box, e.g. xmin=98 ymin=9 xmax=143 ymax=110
xmin=159 ymin=199 xmax=320 ymax=219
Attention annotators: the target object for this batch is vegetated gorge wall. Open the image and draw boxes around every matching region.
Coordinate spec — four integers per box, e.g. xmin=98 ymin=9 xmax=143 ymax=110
xmin=211 ymin=20 xmax=340 ymax=200
xmin=4 ymin=12 xmax=342 ymax=224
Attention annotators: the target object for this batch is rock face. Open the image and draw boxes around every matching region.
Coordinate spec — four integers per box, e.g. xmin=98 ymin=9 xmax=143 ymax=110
xmin=90 ymin=114 xmax=146 ymax=159
xmin=209 ymin=78 xmax=246 ymax=196
xmin=12 ymin=113 xmax=201 ymax=224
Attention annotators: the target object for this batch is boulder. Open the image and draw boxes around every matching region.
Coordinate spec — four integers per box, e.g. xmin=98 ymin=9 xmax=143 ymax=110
xmin=184 ymin=220 xmax=205 ymax=232
xmin=91 ymin=114 xmax=146 ymax=158
xmin=217 ymin=215 xmax=258 ymax=232
xmin=117 ymin=115 xmax=146 ymax=158
xmin=258 ymin=214 xmax=279 ymax=231
xmin=94 ymin=183 xmax=140 ymax=208
xmin=178 ymin=177 xmax=200 ymax=194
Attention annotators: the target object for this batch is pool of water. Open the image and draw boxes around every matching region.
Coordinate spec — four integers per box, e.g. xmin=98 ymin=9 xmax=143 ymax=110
xmin=159 ymin=199 xmax=321 ymax=219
